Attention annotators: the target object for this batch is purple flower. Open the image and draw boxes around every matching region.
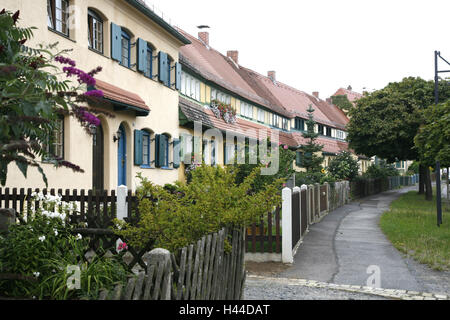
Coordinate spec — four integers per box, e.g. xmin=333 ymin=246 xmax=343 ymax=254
xmin=84 ymin=90 xmax=104 ymax=98
xmin=63 ymin=66 xmax=96 ymax=86
xmin=55 ymin=56 xmax=76 ymax=67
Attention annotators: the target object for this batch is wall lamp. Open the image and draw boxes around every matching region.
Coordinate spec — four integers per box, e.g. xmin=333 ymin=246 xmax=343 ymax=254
xmin=113 ymin=130 xmax=122 ymax=143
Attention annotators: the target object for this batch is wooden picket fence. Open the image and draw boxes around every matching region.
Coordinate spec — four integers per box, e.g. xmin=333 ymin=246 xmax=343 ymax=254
xmin=99 ymin=227 xmax=246 ymax=300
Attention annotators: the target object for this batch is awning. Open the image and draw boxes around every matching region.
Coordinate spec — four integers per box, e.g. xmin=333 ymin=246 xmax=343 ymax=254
xmin=93 ymin=79 xmax=150 ymax=116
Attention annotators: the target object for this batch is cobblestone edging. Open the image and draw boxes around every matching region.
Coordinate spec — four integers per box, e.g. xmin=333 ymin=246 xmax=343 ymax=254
xmin=247 ymin=275 xmax=449 ymax=300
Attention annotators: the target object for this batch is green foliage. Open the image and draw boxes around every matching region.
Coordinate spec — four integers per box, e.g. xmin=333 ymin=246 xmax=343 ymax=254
xmin=331 ymin=94 xmax=353 ymax=115
xmin=380 ymin=191 xmax=450 ymax=270
xmin=299 ymin=104 xmax=324 ymax=173
xmin=363 ymin=161 xmax=399 ymax=179
xmin=327 ymin=151 xmax=360 ymax=181
xmin=414 ymin=100 xmax=450 ymax=167
xmin=114 ymin=166 xmax=283 ymax=252
xmin=347 ymin=77 xmax=450 ymax=163
xmin=294 ymin=171 xmax=325 ymax=186
xmin=0 ymin=193 xmax=130 ymax=299
xmin=233 ymin=138 xmax=295 ymax=192
xmin=406 ymin=161 xmax=420 ymax=175
xmin=0 ymin=9 xmax=111 ymax=186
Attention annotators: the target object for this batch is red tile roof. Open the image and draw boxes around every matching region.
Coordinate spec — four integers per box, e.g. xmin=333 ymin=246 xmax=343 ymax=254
xmin=95 ymin=79 xmax=150 ymax=112
xmin=332 ymin=88 xmax=363 ymax=103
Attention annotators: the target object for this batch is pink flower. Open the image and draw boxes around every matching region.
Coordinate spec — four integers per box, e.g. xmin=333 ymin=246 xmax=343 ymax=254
xmin=117 ymin=242 xmax=128 ymax=251
xmin=283 ymin=145 xmax=288 ymax=150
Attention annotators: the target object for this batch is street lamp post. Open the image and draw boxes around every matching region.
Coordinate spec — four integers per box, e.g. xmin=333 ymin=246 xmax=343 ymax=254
xmin=433 ymin=50 xmax=450 ymax=227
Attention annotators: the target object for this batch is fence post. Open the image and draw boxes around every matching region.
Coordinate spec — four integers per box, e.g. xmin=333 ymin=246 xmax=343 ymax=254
xmin=117 ymin=185 xmax=128 ymax=221
xmin=293 ymin=186 xmax=301 ymax=244
xmin=0 ymin=208 xmax=15 ymax=233
xmin=143 ymin=248 xmax=172 ymax=300
xmin=281 ymin=187 xmax=293 ymax=264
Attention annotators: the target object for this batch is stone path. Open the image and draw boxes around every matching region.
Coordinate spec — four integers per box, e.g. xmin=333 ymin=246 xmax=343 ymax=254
xmin=244 ymin=185 xmax=450 ymax=300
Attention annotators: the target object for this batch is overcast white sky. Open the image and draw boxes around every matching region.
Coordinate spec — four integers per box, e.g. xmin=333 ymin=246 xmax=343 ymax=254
xmin=144 ymin=0 xmax=450 ymax=99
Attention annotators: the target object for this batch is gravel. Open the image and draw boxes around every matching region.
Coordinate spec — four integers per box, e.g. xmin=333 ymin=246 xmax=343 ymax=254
xmin=244 ymin=278 xmax=388 ymax=300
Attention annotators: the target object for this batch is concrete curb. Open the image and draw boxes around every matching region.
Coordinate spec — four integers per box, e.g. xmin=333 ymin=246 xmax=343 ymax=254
xmin=246 ymin=275 xmax=449 ymax=300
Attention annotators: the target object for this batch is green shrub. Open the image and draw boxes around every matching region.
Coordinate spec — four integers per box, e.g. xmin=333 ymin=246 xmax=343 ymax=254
xmin=114 ymin=165 xmax=283 ymax=252
xmin=0 ymin=193 xmax=130 ymax=299
xmin=327 ymin=151 xmax=360 ymax=181
xmin=363 ymin=161 xmax=399 ymax=179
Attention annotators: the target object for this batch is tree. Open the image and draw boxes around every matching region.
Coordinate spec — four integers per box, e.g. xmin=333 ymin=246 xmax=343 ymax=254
xmin=233 ymin=138 xmax=295 ymax=192
xmin=331 ymin=94 xmax=353 ymax=115
xmin=414 ymin=100 xmax=450 ymax=167
xmin=327 ymin=150 xmax=359 ymax=181
xmin=346 ymin=77 xmax=450 ymax=200
xmin=299 ymin=104 xmax=324 ymax=173
xmin=0 ymin=9 xmax=111 ymax=186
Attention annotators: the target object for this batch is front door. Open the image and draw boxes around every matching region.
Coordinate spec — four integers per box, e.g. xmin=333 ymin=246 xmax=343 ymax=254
xmin=92 ymin=124 xmax=104 ymax=191
xmin=117 ymin=125 xmax=127 ymax=186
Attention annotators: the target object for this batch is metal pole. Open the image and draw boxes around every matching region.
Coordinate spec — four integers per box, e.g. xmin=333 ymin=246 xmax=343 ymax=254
xmin=434 ymin=50 xmax=443 ymax=227
xmin=436 ymin=161 xmax=442 ymax=226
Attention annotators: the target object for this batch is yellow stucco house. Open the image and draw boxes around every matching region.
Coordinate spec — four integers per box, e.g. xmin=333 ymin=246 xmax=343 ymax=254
xmin=2 ymin=0 xmax=365 ymax=193
xmin=3 ymin=0 xmax=190 ymax=191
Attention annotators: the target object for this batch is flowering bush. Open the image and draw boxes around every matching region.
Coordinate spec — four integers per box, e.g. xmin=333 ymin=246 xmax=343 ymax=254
xmin=210 ymin=99 xmax=236 ymax=124
xmin=0 ymin=193 xmax=128 ymax=299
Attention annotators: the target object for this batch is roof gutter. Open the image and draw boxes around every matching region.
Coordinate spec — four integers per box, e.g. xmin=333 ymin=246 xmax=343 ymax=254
xmin=124 ymin=0 xmax=191 ymax=45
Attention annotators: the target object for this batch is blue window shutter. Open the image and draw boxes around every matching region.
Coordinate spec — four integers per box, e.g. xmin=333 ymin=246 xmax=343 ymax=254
xmin=155 ymin=134 xmax=161 ymax=168
xmin=134 ymin=130 xmax=143 ymax=166
xmin=175 ymin=62 xmax=182 ymax=91
xmin=158 ymin=51 xmax=168 ymax=84
xmin=111 ymin=22 xmax=122 ymax=62
xmin=155 ymin=134 xmax=167 ymax=168
xmin=173 ymin=138 xmax=180 ymax=168
xmin=137 ymin=38 xmax=147 ymax=73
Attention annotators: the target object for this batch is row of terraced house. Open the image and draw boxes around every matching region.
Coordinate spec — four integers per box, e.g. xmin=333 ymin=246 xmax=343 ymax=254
xmin=3 ymin=0 xmax=372 ymax=192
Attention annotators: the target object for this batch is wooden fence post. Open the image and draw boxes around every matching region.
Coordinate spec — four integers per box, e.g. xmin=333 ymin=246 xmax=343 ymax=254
xmin=117 ymin=185 xmax=128 ymax=221
xmin=281 ymin=187 xmax=293 ymax=264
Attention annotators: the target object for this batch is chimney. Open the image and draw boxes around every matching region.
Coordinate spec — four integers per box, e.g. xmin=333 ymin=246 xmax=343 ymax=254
xmin=268 ymin=71 xmax=276 ymax=82
xmin=227 ymin=50 xmax=239 ymax=64
xmin=312 ymin=91 xmax=319 ymax=99
xmin=198 ymin=32 xmax=209 ymax=46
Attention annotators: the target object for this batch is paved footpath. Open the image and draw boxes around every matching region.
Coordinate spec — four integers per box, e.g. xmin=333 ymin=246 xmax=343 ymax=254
xmin=244 ymin=186 xmax=450 ymax=300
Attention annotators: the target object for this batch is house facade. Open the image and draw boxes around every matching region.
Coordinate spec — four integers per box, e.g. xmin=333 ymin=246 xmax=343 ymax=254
xmin=3 ymin=0 xmax=190 ymax=191
xmin=3 ymin=1 xmax=364 ymax=191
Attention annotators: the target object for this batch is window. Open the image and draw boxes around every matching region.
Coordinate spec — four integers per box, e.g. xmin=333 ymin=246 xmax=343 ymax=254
xmin=272 ymin=114 xmax=280 ymax=128
xmin=181 ymin=72 xmax=201 ymax=101
xmin=45 ymin=117 xmax=64 ymax=159
xmin=336 ymin=130 xmax=345 ymax=140
xmin=156 ymin=134 xmax=170 ymax=168
xmin=240 ymin=102 xmax=253 ymax=119
xmin=167 ymin=57 xmax=172 ymax=87
xmin=326 ymin=127 xmax=332 ymax=137
xmin=317 ymin=124 xmax=324 ymax=135
xmin=48 ymin=0 xmax=69 ymax=36
xmin=142 ymin=131 xmax=151 ymax=167
xmin=88 ymin=9 xmax=103 ymax=53
xmin=282 ymin=118 xmax=289 ymax=130
xmin=145 ymin=45 xmax=153 ymax=78
xmin=295 ymin=118 xmax=305 ymax=131
xmin=121 ymin=31 xmax=131 ymax=68
xmin=257 ymin=109 xmax=265 ymax=123
xmin=211 ymin=88 xmax=231 ymax=104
